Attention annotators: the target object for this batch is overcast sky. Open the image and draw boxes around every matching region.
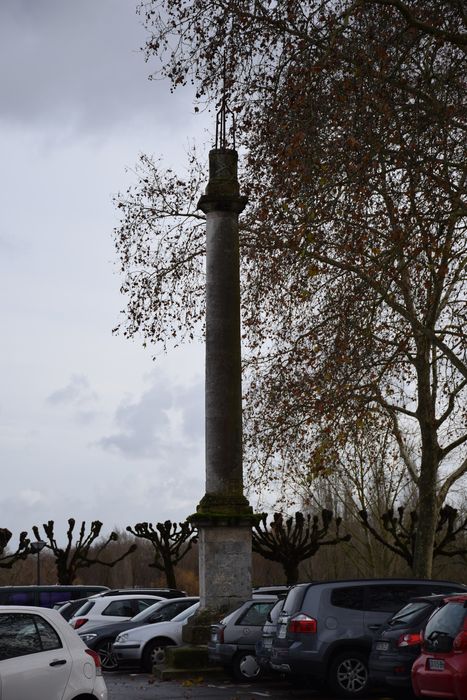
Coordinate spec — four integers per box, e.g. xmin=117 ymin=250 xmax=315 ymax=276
xmin=0 ymin=0 xmax=212 ymax=541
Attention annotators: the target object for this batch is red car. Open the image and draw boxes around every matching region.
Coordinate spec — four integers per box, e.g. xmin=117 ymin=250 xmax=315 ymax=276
xmin=412 ymin=594 xmax=467 ymax=700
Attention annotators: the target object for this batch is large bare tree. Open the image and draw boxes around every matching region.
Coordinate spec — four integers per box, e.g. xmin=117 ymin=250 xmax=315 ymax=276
xmin=115 ymin=0 xmax=467 ymax=577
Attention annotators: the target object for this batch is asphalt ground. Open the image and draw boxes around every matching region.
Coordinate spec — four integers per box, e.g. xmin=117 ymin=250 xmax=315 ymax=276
xmin=104 ymin=673 xmax=401 ymax=700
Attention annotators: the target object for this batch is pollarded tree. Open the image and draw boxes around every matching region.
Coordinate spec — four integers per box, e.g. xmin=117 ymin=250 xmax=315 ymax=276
xmin=126 ymin=520 xmax=197 ymax=589
xmin=359 ymin=504 xmax=467 ymax=569
xmin=252 ymin=510 xmax=350 ymax=585
xmin=115 ymin=0 xmax=467 ymax=577
xmin=0 ymin=529 xmax=30 ymax=569
xmin=32 ymin=520 xmax=137 ymax=585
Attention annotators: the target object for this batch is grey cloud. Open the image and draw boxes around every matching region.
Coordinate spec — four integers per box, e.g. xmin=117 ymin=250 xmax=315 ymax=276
xmin=0 ymin=0 xmax=192 ymax=133
xmin=47 ymin=374 xmax=98 ymax=406
xmin=98 ymin=375 xmax=204 ymax=459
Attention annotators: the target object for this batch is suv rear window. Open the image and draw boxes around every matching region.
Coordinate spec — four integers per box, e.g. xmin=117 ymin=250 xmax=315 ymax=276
xmin=331 ymin=587 xmax=365 ymax=610
xmin=74 ymin=601 xmax=95 ymax=616
xmin=365 ymin=584 xmax=422 ymax=612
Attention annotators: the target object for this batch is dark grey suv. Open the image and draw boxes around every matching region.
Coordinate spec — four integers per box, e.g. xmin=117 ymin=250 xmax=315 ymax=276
xmin=271 ymin=578 xmax=466 ymax=697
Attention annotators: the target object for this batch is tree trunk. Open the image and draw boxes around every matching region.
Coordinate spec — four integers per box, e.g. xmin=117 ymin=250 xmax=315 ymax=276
xmin=413 ymin=344 xmax=440 ymax=578
xmin=163 ymin=557 xmax=177 ymax=589
xmin=284 ymin=561 xmax=299 ymax=586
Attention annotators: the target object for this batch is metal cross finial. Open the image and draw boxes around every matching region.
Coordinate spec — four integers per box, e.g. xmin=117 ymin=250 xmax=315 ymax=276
xmin=215 ymin=54 xmax=236 ymax=150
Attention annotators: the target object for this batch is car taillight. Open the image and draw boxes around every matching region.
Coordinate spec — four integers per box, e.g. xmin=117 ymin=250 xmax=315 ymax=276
xmin=85 ymin=648 xmax=102 ymax=676
xmin=453 ymin=631 xmax=467 ymax=652
xmin=218 ymin=627 xmax=225 ymax=643
xmin=73 ymin=618 xmax=88 ymax=629
xmin=398 ymin=633 xmax=422 ymax=647
xmin=288 ymin=614 xmax=317 ymax=634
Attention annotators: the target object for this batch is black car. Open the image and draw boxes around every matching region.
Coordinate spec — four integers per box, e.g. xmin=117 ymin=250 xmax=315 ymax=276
xmin=369 ymin=593 xmax=464 ymax=692
xmin=78 ymin=596 xmax=199 ymax=670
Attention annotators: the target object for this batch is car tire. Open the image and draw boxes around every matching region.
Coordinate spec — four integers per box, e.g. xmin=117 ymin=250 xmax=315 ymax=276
xmin=231 ymin=651 xmax=263 ymax=683
xmin=96 ymin=637 xmax=119 ymax=672
xmin=142 ymin=639 xmax=174 ymax=672
xmin=327 ymin=651 xmax=369 ymax=697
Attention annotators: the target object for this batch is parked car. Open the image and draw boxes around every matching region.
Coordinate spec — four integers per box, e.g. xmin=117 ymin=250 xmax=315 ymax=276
xmin=271 ymin=578 xmax=467 ymax=697
xmin=113 ymin=601 xmax=199 ymax=671
xmin=208 ymin=596 xmax=278 ymax=681
xmin=0 ymin=584 xmax=109 ymax=608
xmin=99 ymin=588 xmax=187 ymax=599
xmin=56 ymin=596 xmax=95 ymax=621
xmin=69 ymin=594 xmax=163 ymax=632
xmin=412 ymin=593 xmax=467 ymax=700
xmin=78 ymin=596 xmax=199 ymax=670
xmin=369 ymin=593 xmax=464 ymax=692
xmin=55 ymin=588 xmax=186 ymax=621
xmin=256 ymin=597 xmax=286 ymax=673
xmin=0 ymin=605 xmax=107 ymax=700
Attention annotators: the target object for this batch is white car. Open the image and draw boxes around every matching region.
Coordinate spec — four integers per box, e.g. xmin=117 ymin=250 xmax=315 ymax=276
xmin=69 ymin=594 xmax=162 ymax=632
xmin=0 ymin=605 xmax=107 ymax=700
xmin=113 ymin=601 xmax=199 ymax=671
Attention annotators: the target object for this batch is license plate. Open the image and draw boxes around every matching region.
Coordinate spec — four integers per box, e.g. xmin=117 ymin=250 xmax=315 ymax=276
xmin=375 ymin=641 xmax=389 ymax=651
xmin=428 ymin=658 xmax=445 ymax=671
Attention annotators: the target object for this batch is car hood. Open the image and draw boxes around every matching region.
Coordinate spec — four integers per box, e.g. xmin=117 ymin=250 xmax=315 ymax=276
xmin=79 ymin=619 xmax=144 ymax=638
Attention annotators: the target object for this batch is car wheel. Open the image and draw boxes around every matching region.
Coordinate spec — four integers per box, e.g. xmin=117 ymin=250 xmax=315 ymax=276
xmin=96 ymin=638 xmax=119 ymax=672
xmin=231 ymin=652 xmax=263 ymax=683
xmin=328 ymin=651 xmax=369 ymax=697
xmin=142 ymin=639 xmax=174 ymax=672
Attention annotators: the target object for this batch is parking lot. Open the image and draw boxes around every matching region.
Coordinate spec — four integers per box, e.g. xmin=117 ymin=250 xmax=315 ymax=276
xmin=105 ymin=672 xmax=398 ymax=700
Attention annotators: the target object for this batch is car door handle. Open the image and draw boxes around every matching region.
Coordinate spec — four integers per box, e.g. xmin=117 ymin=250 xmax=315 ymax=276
xmin=368 ymin=625 xmax=381 ymax=631
xmin=49 ymin=659 xmax=67 ymax=667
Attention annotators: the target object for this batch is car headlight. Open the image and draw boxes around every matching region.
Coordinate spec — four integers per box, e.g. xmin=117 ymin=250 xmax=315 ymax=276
xmin=115 ymin=632 xmax=129 ymax=643
xmin=79 ymin=633 xmax=98 ymax=643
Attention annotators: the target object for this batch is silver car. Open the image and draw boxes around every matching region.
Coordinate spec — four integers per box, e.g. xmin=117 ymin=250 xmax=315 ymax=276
xmin=112 ymin=602 xmax=199 ymax=671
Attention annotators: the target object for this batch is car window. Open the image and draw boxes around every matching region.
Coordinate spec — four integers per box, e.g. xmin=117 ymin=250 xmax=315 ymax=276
xmin=388 ymin=601 xmax=433 ymax=626
xmin=136 ymin=598 xmax=159 ymax=612
xmin=39 ymin=591 xmax=72 ymax=607
xmin=239 ymin=602 xmax=275 ymax=626
xmin=365 ymin=585 xmax=421 ymax=612
xmin=146 ymin=601 xmax=187 ymax=623
xmin=131 ymin=601 xmax=166 ymax=622
xmin=7 ymin=592 xmax=36 ymax=605
xmin=34 ymin=616 xmax=62 ymax=651
xmin=331 ymin=586 xmax=366 ymax=610
xmin=171 ymin=603 xmax=199 ymax=622
xmin=0 ymin=613 xmax=61 ymax=660
xmin=102 ymin=600 xmax=135 ymax=616
xmin=74 ymin=601 xmax=95 ymax=617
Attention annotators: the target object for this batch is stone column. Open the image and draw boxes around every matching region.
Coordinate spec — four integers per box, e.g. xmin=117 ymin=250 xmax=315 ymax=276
xmin=190 ymin=148 xmax=255 ymax=616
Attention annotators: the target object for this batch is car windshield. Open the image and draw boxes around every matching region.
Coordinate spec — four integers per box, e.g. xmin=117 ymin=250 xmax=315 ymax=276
xmin=388 ymin=601 xmax=432 ymax=625
xmin=171 ymin=602 xmax=199 ymax=622
xmin=130 ymin=600 xmax=167 ymax=623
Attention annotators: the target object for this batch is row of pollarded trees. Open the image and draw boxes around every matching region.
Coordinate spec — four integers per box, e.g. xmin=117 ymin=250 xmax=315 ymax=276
xmin=2 ymin=505 xmax=466 ymax=588
xmin=114 ymin=0 xmax=467 ymax=579
xmin=0 ymin=519 xmax=197 ymax=587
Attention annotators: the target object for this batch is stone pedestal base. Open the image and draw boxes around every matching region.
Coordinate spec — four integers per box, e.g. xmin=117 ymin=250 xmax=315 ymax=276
xmin=198 ymin=522 xmax=252 ymax=611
